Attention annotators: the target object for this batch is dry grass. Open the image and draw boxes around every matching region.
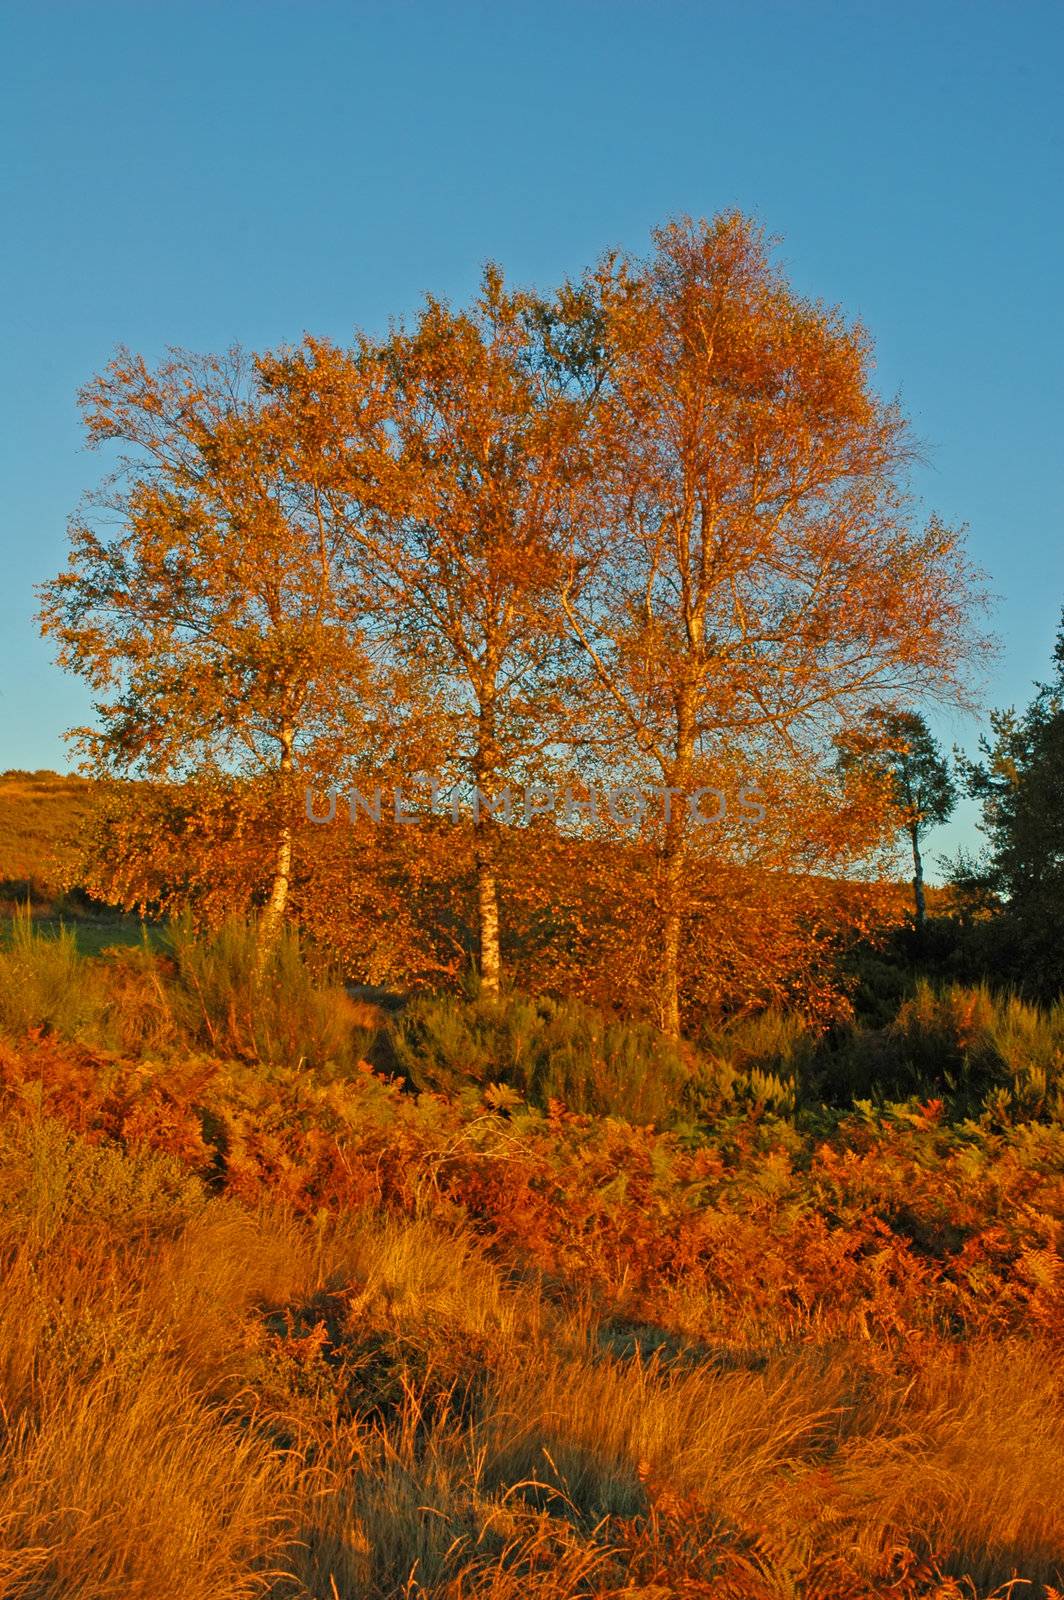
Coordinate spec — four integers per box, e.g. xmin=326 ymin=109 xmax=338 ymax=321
xmin=0 ymin=1111 xmax=1060 ymax=1599
xmin=0 ymin=770 xmax=96 ymax=908
xmin=2 ymin=926 xmax=1064 ymax=1596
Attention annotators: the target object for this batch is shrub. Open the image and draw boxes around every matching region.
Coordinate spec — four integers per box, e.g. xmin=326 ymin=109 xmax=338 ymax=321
xmin=97 ymin=939 xmax=179 ymax=1055
xmin=680 ymin=1009 xmax=811 ymax=1120
xmin=979 ymin=990 xmax=1064 ymax=1119
xmin=380 ymin=989 xmax=690 ymax=1124
xmin=0 ymin=1117 xmax=206 ymax=1253
xmin=160 ymin=916 xmax=368 ymax=1070
xmin=0 ymin=907 xmax=102 ymax=1039
xmin=0 ymin=910 xmax=377 ymax=1069
xmin=810 ymin=981 xmax=1064 ymax=1118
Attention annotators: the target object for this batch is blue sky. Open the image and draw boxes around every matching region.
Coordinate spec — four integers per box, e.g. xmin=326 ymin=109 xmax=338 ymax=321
xmin=2 ymin=0 xmax=1062 ymax=870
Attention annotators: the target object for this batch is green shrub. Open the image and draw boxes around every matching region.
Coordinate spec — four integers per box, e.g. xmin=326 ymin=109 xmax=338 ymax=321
xmin=164 ymin=916 xmax=365 ymax=1070
xmin=977 ymin=991 xmax=1064 ymax=1118
xmin=0 ymin=907 xmax=102 ymax=1039
xmin=379 ymin=990 xmax=690 ymax=1125
xmin=683 ymin=1009 xmax=809 ymax=1121
xmin=0 ymin=1117 xmax=206 ymax=1252
xmin=0 ymin=910 xmax=371 ymax=1069
xmin=810 ymin=982 xmax=1064 ymax=1118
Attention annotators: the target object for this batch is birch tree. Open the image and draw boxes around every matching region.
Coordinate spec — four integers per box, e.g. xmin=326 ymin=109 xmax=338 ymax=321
xmin=564 ymin=214 xmax=987 ymax=1035
xmin=360 ymin=270 xmax=598 ymax=993
xmin=38 ymin=344 xmax=397 ymax=956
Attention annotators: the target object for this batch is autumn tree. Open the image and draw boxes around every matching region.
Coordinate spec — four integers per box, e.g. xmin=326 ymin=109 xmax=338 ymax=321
xmin=837 ymin=709 xmax=956 ymax=931
xmin=562 ymin=214 xmax=987 ymax=1036
xmin=37 ymin=344 xmax=408 ymax=956
xmin=307 ymin=270 xmax=599 ymax=995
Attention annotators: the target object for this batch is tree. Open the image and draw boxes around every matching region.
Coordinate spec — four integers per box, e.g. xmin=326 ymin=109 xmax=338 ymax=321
xmin=37 ymin=344 xmax=407 ymax=956
xmin=561 ymin=214 xmax=987 ymax=1036
xmin=956 ymin=612 xmax=1064 ymax=998
xmin=307 ymin=270 xmax=598 ymax=995
xmin=836 ymin=709 xmax=957 ymax=931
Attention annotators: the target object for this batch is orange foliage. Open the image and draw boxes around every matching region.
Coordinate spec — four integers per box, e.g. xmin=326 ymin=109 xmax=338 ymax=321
xmin=38 ymin=213 xmax=991 ymax=1023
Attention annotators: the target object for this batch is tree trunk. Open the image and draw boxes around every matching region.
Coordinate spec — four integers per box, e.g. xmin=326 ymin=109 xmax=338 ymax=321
xmin=257 ymin=726 xmax=294 ymax=969
xmin=658 ymin=692 xmax=695 ymax=1040
xmin=474 ymin=688 xmax=502 ymax=997
xmin=910 ymin=824 xmax=926 ymax=933
xmin=258 ymin=825 xmax=292 ymax=959
xmin=659 ymin=835 xmax=685 ymax=1040
xmin=476 ymin=848 xmax=501 ymax=996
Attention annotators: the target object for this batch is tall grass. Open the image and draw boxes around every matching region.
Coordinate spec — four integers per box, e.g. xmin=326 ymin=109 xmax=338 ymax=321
xmin=0 ymin=905 xmax=102 ymax=1037
xmin=817 ymin=980 xmax=1064 ymax=1117
xmin=163 ymin=915 xmax=371 ymax=1069
xmin=0 ymin=911 xmax=369 ymax=1071
xmin=0 ymin=1114 xmax=1060 ymax=1596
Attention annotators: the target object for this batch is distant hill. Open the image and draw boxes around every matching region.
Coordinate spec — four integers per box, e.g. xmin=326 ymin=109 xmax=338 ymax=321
xmin=0 ymin=767 xmax=953 ymax=928
xmin=0 ymin=769 xmax=98 ymax=905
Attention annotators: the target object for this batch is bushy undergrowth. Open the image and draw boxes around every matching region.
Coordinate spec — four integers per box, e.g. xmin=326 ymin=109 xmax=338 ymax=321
xmin=9 ymin=912 xmax=1064 ymax=1133
xmin=380 ymin=988 xmax=691 ymax=1123
xmin=0 ymin=912 xmax=370 ymax=1073
xmin=5 ymin=915 xmax=1064 ymax=1592
xmin=812 ymin=980 xmax=1064 ymax=1119
xmin=1 ymin=1031 xmax=1063 ymax=1596
xmin=162 ymin=916 xmax=372 ymax=1069
xmin=0 ymin=907 xmax=99 ymax=1038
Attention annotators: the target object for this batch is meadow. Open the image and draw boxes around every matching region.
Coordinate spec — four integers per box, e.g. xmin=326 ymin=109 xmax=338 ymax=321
xmin=0 ymin=911 xmax=1062 ymax=1599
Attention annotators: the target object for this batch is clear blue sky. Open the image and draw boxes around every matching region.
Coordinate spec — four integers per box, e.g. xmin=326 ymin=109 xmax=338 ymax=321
xmin=2 ymin=0 xmax=1062 ymax=870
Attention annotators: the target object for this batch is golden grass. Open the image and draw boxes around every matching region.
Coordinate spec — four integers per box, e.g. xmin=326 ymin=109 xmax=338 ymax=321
xmin=4 ymin=926 xmax=1064 ymax=1596
xmin=0 ymin=1110 xmax=1060 ymax=1598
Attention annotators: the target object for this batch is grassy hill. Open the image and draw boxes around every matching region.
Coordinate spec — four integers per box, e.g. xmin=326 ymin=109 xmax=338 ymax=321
xmin=0 ymin=770 xmax=157 ymax=952
xmin=0 ymin=768 xmax=97 ymax=904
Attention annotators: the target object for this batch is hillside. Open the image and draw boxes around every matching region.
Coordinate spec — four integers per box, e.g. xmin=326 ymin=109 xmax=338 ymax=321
xmin=0 ymin=768 xmax=97 ymax=904
xmin=0 ymin=766 xmax=951 ymax=967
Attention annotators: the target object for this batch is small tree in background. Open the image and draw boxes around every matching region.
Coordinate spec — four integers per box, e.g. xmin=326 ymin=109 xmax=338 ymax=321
xmin=956 ymin=612 xmax=1064 ymax=999
xmin=837 ymin=709 xmax=957 ymax=931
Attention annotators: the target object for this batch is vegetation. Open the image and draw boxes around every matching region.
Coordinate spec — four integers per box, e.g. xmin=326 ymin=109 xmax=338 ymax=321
xmin=377 ymin=986 xmax=691 ymax=1122
xmin=0 ymin=918 xmax=1063 ymax=1595
xmin=0 ymin=768 xmax=97 ymax=907
xmin=837 ymin=711 xmax=957 ymax=931
xmin=36 ymin=211 xmax=989 ymax=1028
xmin=951 ymin=613 xmax=1064 ymax=1002
xmin=10 ymin=209 xmax=1060 ymax=1596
